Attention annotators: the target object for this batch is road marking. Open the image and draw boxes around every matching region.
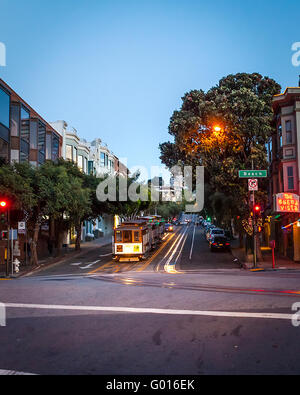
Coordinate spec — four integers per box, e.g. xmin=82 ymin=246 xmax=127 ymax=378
xmin=137 ymin=232 xmax=177 ymax=272
xmin=79 ymin=260 xmax=101 ymax=270
xmin=189 ymin=225 xmax=196 ymax=260
xmin=164 ymin=226 xmax=189 ymax=268
xmin=175 ymin=231 xmax=189 ymax=264
xmin=88 ymin=261 xmax=114 ymax=274
xmin=3 ymin=303 xmax=294 ymax=321
xmin=0 ymin=369 xmax=36 ymax=375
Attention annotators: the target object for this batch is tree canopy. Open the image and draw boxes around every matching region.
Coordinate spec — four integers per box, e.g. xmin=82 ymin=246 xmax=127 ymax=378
xmin=160 ymin=72 xmax=281 ymax=225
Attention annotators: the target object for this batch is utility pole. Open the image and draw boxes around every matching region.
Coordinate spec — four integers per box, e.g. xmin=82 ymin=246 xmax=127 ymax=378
xmin=251 ymin=158 xmax=257 ymax=269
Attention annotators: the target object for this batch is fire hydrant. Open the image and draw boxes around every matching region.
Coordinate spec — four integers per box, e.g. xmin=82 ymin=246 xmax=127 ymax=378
xmin=13 ymin=258 xmax=20 ymax=274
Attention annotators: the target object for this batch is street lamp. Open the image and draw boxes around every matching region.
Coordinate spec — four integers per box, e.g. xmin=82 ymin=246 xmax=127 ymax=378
xmin=213 ymin=126 xmax=222 ymax=133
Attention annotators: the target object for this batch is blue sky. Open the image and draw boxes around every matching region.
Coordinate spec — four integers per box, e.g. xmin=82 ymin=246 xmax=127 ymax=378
xmin=0 ymin=0 xmax=300 ymax=177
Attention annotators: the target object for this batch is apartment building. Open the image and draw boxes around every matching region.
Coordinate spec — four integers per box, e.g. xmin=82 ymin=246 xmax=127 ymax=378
xmin=0 ymin=79 xmax=62 ymax=166
xmin=267 ymin=84 xmax=300 ymax=261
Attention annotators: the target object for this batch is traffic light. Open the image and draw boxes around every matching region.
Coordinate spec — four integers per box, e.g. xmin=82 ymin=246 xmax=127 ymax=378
xmin=254 ymin=205 xmax=261 ymax=216
xmin=0 ymin=230 xmax=8 ymax=240
xmin=0 ymin=199 xmax=9 ymax=226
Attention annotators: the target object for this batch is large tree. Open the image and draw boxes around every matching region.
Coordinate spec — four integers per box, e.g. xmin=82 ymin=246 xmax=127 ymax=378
xmin=160 ymin=72 xmax=281 ymax=226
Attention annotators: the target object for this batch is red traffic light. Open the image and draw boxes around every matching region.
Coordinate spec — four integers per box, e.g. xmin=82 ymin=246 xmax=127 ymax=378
xmin=0 ymin=201 xmax=7 ymax=208
xmin=254 ymin=205 xmax=260 ymax=212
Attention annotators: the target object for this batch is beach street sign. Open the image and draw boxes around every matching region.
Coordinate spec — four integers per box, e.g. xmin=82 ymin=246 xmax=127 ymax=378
xmin=239 ymin=170 xmax=267 ymax=178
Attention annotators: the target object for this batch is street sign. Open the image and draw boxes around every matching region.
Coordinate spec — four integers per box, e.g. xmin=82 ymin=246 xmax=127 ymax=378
xmin=248 ymin=179 xmax=258 ymax=191
xmin=9 ymin=229 xmax=18 ymax=240
xmin=18 ymin=221 xmax=26 ymax=234
xmin=239 ymin=170 xmax=267 ymax=178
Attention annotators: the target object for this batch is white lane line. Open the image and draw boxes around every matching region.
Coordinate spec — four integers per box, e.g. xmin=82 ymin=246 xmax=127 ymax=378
xmin=175 ymin=231 xmax=189 ymax=264
xmin=165 ymin=226 xmax=189 ymax=267
xmin=3 ymin=303 xmax=293 ymax=321
xmin=79 ymin=260 xmax=101 ymax=270
xmin=0 ymin=369 xmax=36 ymax=375
xmin=189 ymin=225 xmax=196 ymax=260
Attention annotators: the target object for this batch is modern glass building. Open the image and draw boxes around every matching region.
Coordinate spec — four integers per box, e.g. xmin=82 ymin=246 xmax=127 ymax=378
xmin=0 ymin=79 xmax=62 ymax=166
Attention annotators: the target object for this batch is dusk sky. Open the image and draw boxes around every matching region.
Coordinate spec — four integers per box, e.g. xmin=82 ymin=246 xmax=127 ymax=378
xmin=1 ymin=0 xmax=300 ymax=176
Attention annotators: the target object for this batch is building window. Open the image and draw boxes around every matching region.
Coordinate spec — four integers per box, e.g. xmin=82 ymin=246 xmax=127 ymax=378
xmin=286 ymin=120 xmax=292 ymax=144
xmin=287 ymin=167 xmax=294 ymax=190
xmin=100 ymin=152 xmax=105 ymax=167
xmin=11 ymin=104 xmax=20 ymax=137
xmin=78 ymin=155 xmax=83 ymax=171
xmin=66 ymin=145 xmax=72 ymax=161
xmin=38 ymin=122 xmax=46 ymax=164
xmin=21 ymin=106 xmax=30 ymax=143
xmin=46 ymin=134 xmax=52 ymax=160
xmin=0 ymin=138 xmax=8 ymax=163
xmin=286 ymin=120 xmax=292 ymax=131
xmin=30 ymin=120 xmax=38 ymax=149
xmin=73 ymin=146 xmax=77 ymax=163
xmin=52 ymin=135 xmax=59 ymax=161
xmin=84 ymin=157 xmax=87 ymax=174
xmin=0 ymin=86 xmax=10 ymax=129
xmin=278 ymin=125 xmax=282 ymax=148
xmin=88 ymin=160 xmax=94 ymax=175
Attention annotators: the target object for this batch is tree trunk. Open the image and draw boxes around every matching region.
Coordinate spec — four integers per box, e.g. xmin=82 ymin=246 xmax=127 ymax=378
xmin=75 ymin=222 xmax=82 ymax=251
xmin=239 ymin=231 xmax=244 ymax=248
xmin=55 ymin=229 xmax=64 ymax=257
xmin=256 ymin=234 xmax=263 ymax=262
xmin=30 ymin=220 xmax=40 ymax=266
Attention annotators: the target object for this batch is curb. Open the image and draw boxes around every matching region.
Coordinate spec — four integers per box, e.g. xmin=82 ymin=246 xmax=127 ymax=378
xmin=10 ymin=242 xmax=112 ymax=278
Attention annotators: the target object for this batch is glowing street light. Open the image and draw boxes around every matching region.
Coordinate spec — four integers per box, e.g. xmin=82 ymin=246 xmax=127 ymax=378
xmin=213 ymin=126 xmax=222 ymax=133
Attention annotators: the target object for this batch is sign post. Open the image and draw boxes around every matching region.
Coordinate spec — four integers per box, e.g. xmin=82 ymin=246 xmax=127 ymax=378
xmin=270 ymin=240 xmax=276 ymax=269
xmin=239 ymin=169 xmax=267 ymax=269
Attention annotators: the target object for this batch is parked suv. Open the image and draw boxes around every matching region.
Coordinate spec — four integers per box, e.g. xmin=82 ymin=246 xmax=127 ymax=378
xmin=206 ymin=227 xmax=225 ymax=242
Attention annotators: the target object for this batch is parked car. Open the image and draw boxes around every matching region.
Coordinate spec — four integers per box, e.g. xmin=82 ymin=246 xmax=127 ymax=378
xmin=209 ymin=235 xmax=230 ymax=252
xmin=165 ymin=223 xmax=174 ymax=232
xmin=206 ymin=227 xmax=225 ymax=242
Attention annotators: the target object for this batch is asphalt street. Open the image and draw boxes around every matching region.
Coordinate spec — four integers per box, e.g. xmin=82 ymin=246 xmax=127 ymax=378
xmin=1 ymin=224 xmax=300 ymax=375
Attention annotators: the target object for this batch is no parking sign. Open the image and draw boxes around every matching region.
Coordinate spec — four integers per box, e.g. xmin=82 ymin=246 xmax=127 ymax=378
xmin=248 ymin=179 xmax=258 ymax=191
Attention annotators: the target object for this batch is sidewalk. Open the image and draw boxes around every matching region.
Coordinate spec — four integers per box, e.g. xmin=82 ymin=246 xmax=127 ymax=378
xmin=0 ymin=234 xmax=112 ymax=278
xmin=230 ymin=239 xmax=300 ymax=271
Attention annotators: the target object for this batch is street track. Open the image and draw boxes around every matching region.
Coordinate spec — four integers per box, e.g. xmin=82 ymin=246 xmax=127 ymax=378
xmin=88 ymin=273 xmax=300 ymax=298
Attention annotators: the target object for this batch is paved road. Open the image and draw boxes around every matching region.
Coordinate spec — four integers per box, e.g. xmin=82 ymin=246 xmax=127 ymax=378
xmin=1 ymin=224 xmax=300 ymax=375
xmin=29 ymin=224 xmax=237 ymax=278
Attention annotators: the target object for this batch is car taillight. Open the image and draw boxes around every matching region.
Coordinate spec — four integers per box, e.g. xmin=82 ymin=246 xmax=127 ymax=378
xmin=212 ymin=243 xmax=217 ymax=246
xmin=226 ymin=243 xmax=230 ymax=246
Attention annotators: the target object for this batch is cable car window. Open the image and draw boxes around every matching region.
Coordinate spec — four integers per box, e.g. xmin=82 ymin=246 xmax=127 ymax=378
xmin=116 ymin=231 xmax=122 ymax=242
xmin=134 ymin=231 xmax=139 ymax=242
xmin=123 ymin=230 xmax=132 ymax=243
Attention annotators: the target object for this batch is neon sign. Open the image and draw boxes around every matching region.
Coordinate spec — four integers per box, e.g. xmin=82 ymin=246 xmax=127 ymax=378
xmin=275 ymin=193 xmax=300 ymax=213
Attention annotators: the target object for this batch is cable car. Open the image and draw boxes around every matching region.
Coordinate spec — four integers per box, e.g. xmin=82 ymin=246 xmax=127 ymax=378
xmin=113 ymin=220 xmax=152 ymax=262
